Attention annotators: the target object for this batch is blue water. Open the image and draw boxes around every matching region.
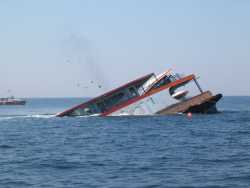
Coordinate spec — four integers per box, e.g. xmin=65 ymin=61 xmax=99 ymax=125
xmin=0 ymin=97 xmax=250 ymax=188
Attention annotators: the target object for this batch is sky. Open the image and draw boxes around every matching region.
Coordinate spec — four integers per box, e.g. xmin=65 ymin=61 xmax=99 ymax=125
xmin=0 ymin=0 xmax=249 ymax=97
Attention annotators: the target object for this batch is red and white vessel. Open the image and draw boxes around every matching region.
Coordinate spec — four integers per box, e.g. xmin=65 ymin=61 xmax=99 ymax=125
xmin=57 ymin=70 xmax=222 ymax=117
xmin=0 ymin=96 xmax=26 ymax=105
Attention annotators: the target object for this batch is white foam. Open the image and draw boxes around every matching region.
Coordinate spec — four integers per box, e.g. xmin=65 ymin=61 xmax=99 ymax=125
xmin=0 ymin=114 xmax=55 ymax=121
xmin=0 ymin=117 xmax=16 ymax=121
xmin=28 ymin=114 xmax=55 ymax=118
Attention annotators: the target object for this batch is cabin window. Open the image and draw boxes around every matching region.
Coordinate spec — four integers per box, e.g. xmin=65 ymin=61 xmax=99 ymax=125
xmin=153 ymin=76 xmax=171 ymax=89
xmin=90 ymin=104 xmax=100 ymax=114
xmin=129 ymin=87 xmax=138 ymax=97
xmin=97 ymin=102 xmax=107 ymax=113
xmin=70 ymin=105 xmax=94 ymax=116
xmin=165 ymin=76 xmax=172 ymax=84
xmin=169 ymin=75 xmax=177 ymax=82
xmin=100 ymin=92 xmax=128 ymax=111
xmin=83 ymin=107 xmax=91 ymax=114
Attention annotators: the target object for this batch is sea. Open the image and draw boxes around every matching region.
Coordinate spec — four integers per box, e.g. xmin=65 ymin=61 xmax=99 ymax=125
xmin=0 ymin=97 xmax=250 ymax=188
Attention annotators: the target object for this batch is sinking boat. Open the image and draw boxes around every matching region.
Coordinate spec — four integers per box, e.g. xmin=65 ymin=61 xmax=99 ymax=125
xmin=57 ymin=70 xmax=222 ymax=117
xmin=0 ymin=97 xmax=26 ymax=105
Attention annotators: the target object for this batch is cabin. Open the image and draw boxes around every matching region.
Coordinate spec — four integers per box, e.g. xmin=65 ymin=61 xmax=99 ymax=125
xmin=58 ymin=73 xmax=155 ymax=116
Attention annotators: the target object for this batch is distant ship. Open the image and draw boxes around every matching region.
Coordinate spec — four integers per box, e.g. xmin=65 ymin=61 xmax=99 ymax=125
xmin=57 ymin=69 xmax=222 ymax=117
xmin=0 ymin=96 xmax=26 ymax=105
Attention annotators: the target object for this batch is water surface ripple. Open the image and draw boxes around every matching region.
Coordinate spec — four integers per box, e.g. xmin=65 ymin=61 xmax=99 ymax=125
xmin=0 ymin=97 xmax=250 ymax=188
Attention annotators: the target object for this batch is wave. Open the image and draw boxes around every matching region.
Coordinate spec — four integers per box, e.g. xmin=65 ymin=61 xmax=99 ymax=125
xmin=0 ymin=114 xmax=55 ymax=121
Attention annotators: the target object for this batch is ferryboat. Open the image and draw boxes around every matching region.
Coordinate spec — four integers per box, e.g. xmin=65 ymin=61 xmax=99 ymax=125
xmin=0 ymin=96 xmax=26 ymax=105
xmin=57 ymin=69 xmax=222 ymax=117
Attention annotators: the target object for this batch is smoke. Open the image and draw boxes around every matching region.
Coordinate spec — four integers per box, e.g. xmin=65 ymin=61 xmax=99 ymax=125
xmin=63 ymin=34 xmax=109 ymax=93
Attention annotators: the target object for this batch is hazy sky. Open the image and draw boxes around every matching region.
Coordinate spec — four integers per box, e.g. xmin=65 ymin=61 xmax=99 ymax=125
xmin=0 ymin=0 xmax=249 ymax=97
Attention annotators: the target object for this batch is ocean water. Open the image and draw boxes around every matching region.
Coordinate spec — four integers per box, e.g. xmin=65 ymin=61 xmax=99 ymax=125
xmin=0 ymin=97 xmax=250 ymax=188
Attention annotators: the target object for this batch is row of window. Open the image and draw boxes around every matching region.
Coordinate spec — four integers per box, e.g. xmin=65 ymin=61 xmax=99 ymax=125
xmin=71 ymin=86 xmax=140 ymax=116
